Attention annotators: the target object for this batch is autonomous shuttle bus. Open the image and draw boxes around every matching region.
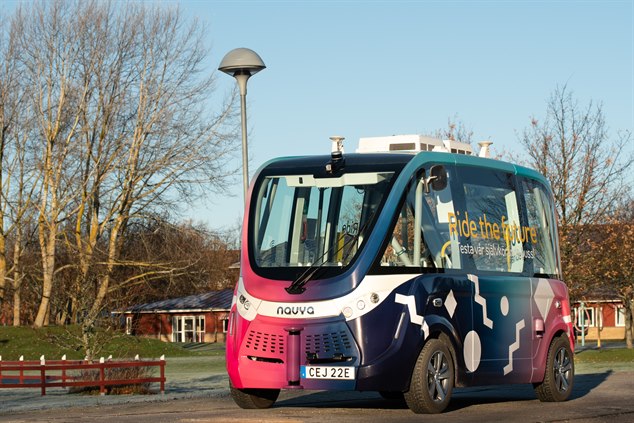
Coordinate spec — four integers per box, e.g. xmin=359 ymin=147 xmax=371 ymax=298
xmin=226 ymin=135 xmax=574 ymax=414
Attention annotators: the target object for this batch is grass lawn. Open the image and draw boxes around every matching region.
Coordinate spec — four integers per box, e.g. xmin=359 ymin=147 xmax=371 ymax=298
xmin=575 ymin=347 xmax=634 ymax=363
xmin=0 ymin=326 xmax=223 ymax=361
xmin=574 ymin=343 xmax=634 ymax=373
xmin=3 ymin=325 xmax=634 ymax=376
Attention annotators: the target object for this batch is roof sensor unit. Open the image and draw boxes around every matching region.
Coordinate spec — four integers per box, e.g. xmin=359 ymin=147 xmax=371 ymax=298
xmin=357 ymin=135 xmax=473 ymax=155
xmin=326 ymin=136 xmax=345 ymax=174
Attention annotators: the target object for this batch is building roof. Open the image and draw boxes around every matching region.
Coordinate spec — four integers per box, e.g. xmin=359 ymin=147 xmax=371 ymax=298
xmin=126 ymin=289 xmax=233 ymax=313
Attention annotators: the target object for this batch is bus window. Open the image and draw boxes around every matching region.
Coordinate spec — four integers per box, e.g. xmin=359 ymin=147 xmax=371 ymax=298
xmin=521 ymin=179 xmax=559 ymax=277
xmin=443 ymin=166 xmax=536 ymax=274
xmin=255 ymin=177 xmax=293 ymax=267
xmin=254 ymin=172 xmax=394 ymax=269
xmin=461 ymin=180 xmax=525 ymax=273
xmin=382 ymin=200 xmax=417 ymax=267
xmin=381 ymin=166 xmax=460 ymax=270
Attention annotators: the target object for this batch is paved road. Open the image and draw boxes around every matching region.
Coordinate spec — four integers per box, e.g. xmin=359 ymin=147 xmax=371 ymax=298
xmin=2 ymin=371 xmax=633 ymax=422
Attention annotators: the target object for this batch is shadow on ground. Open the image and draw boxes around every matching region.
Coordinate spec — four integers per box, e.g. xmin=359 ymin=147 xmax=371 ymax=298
xmin=275 ymin=371 xmax=612 ymax=412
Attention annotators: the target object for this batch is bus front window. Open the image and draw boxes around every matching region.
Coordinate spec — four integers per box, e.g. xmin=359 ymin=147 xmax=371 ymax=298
xmin=253 ymin=172 xmax=394 ymax=270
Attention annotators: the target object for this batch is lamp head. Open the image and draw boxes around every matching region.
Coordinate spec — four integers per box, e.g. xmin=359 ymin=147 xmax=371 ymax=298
xmin=219 ymin=48 xmax=266 ymax=77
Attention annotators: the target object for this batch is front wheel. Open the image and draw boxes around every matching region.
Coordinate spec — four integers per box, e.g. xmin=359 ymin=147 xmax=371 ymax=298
xmin=534 ymin=334 xmax=574 ymax=402
xmin=230 ymin=384 xmax=280 ymax=409
xmin=404 ymin=338 xmax=455 ymax=414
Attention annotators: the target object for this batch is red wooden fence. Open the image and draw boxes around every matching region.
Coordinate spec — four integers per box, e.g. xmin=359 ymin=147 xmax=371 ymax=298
xmin=0 ymin=356 xmax=165 ymax=396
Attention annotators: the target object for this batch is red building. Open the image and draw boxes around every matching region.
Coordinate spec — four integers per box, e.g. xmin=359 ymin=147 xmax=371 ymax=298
xmin=572 ymin=299 xmax=627 ymax=340
xmin=122 ymin=290 xmax=233 ymax=343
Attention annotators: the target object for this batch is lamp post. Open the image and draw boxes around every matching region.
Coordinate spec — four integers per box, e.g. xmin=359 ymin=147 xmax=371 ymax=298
xmin=218 ymin=48 xmax=266 ymax=204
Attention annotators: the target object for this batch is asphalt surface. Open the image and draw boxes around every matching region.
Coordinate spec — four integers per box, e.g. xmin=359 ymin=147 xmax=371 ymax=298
xmin=2 ymin=371 xmax=634 ymax=422
xmin=0 ymin=342 xmax=632 ymax=422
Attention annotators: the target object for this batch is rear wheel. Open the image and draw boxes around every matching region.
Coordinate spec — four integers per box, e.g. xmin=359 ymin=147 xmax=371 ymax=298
xmin=230 ymin=384 xmax=280 ymax=409
xmin=534 ymin=334 xmax=574 ymax=402
xmin=404 ymin=338 xmax=455 ymax=414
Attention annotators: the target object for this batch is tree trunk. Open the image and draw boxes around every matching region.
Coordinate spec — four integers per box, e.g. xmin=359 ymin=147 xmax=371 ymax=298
xmin=11 ymin=225 xmax=24 ymax=326
xmin=12 ymin=287 xmax=21 ymax=326
xmin=34 ymin=225 xmax=56 ymax=327
xmin=88 ymin=217 xmax=123 ymax=322
xmin=0 ymin=231 xmax=6 ymax=308
xmin=625 ymin=299 xmax=634 ymax=349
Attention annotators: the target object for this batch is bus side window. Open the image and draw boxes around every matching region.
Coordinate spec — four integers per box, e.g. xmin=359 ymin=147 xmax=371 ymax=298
xmin=457 ymin=169 xmax=527 ymax=274
xmin=380 ymin=167 xmax=457 ymax=270
xmin=381 ymin=202 xmax=416 ymax=267
xmin=521 ymin=179 xmax=559 ymax=277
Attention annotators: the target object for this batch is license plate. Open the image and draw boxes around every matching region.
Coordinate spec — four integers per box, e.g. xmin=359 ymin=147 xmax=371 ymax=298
xmin=300 ymin=365 xmax=355 ymax=380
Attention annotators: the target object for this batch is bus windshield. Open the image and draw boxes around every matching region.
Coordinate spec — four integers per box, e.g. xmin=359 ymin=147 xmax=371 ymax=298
xmin=252 ymin=171 xmax=394 ymax=271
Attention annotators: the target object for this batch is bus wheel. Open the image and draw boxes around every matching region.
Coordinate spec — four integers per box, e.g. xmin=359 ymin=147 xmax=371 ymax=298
xmin=534 ymin=334 xmax=574 ymax=402
xmin=230 ymin=385 xmax=280 ymax=409
xmin=404 ymin=338 xmax=454 ymax=414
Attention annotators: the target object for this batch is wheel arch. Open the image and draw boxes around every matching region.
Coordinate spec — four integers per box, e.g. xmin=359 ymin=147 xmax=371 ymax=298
xmin=417 ymin=316 xmax=466 ymax=389
xmin=533 ymin=331 xmax=574 ymax=402
xmin=532 ymin=327 xmax=573 ymax=384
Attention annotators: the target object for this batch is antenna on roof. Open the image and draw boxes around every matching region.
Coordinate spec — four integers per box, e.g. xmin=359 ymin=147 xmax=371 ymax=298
xmin=326 ymin=136 xmax=345 ymax=174
xmin=330 ymin=136 xmax=345 ymax=154
xmin=478 ymin=141 xmax=493 ymax=158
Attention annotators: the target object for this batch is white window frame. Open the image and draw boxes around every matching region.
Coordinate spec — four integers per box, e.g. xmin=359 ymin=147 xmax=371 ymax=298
xmin=172 ymin=315 xmax=206 ymax=343
xmin=615 ymin=305 xmax=626 ymax=327
xmin=125 ymin=316 xmax=133 ymax=335
xmin=575 ymin=306 xmax=596 ymax=328
xmin=222 ymin=318 xmax=229 ymax=333
xmin=196 ymin=316 xmax=205 ymax=341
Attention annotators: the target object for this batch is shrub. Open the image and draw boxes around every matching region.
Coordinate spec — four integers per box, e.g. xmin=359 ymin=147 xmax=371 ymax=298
xmin=69 ymin=364 xmax=155 ymax=395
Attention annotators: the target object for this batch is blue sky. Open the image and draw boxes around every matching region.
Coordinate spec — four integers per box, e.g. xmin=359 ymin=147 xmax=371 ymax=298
xmin=186 ymin=0 xmax=633 ymax=230
xmin=4 ymin=1 xmax=634 ymax=230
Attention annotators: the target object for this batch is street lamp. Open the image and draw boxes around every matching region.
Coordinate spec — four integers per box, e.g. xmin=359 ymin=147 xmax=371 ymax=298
xmin=218 ymin=48 xmax=266 ymax=204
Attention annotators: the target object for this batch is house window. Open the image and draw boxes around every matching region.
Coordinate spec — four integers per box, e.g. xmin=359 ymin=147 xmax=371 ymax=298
xmin=575 ymin=306 xmax=596 ymax=328
xmin=196 ymin=316 xmax=205 ymax=341
xmin=172 ymin=315 xmax=206 ymax=343
xmin=616 ymin=305 xmax=626 ymax=327
xmin=125 ymin=316 xmax=133 ymax=335
xmin=222 ymin=318 xmax=229 ymax=333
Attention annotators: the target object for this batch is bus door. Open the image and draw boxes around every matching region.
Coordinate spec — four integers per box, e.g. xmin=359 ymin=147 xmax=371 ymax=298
xmin=456 ymin=167 xmax=534 ymax=384
xmin=380 ymin=165 xmax=475 ymax=383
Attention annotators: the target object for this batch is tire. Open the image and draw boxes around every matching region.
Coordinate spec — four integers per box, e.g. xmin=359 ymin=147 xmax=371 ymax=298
xmin=230 ymin=384 xmax=280 ymax=409
xmin=404 ymin=338 xmax=455 ymax=414
xmin=534 ymin=334 xmax=574 ymax=402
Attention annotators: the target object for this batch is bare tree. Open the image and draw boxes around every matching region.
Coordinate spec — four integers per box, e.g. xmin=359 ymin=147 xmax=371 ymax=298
xmin=15 ymin=0 xmax=95 ymax=327
xmin=1 ymin=1 xmax=240 ymax=344
xmin=520 ymin=85 xmax=634 ymax=346
xmin=567 ymin=202 xmax=634 ymax=348
xmin=110 ymin=220 xmax=239 ymax=307
xmin=601 ymin=198 xmax=634 ymax=348
xmin=595 ymin=221 xmax=634 ymax=348
xmin=0 ymin=8 xmax=40 ymax=326
xmin=522 ymin=86 xmax=632 ymax=228
xmin=429 ymin=116 xmax=503 ymax=158
xmin=0 ymin=13 xmax=20 ymax=310
xmin=7 ymin=123 xmax=39 ymax=326
xmin=74 ymin=5 xmax=239 ymax=354
xmin=431 ymin=115 xmax=474 ymax=145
